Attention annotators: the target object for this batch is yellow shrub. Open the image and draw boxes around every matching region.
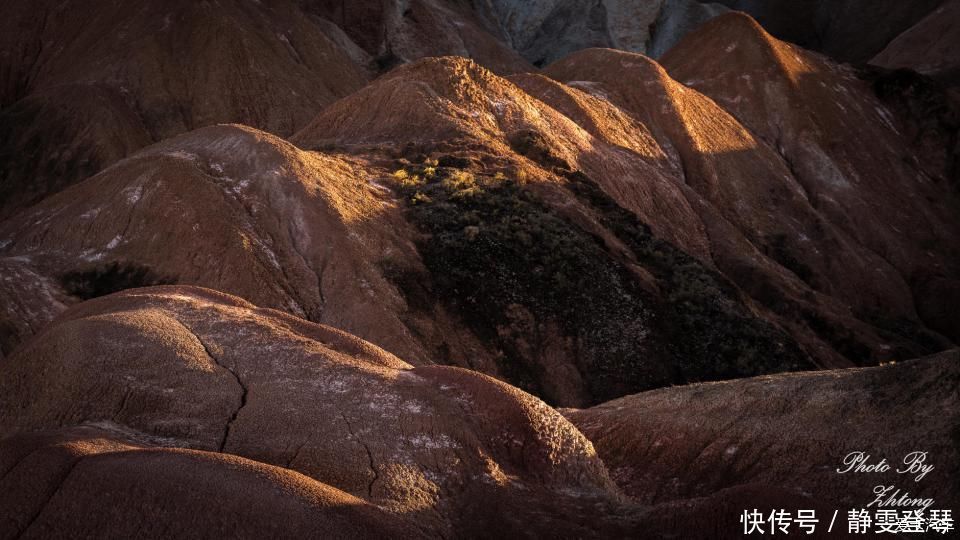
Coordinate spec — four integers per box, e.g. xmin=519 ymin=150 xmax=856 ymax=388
xmin=410 ymin=191 xmax=432 ymax=205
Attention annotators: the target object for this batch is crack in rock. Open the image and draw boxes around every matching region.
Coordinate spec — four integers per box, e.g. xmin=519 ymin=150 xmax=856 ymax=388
xmin=206 ymin=344 xmax=248 ymax=453
xmin=14 ymin=455 xmax=82 ymax=540
xmin=181 ymin=323 xmax=248 ymax=453
xmin=340 ymin=413 xmax=379 ymax=498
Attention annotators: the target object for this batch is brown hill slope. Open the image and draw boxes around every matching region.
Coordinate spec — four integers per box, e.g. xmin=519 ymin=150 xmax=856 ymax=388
xmin=0 ymin=118 xmax=810 ymax=407
xmin=0 ymin=286 xmax=637 ymax=537
xmin=0 ymin=0 xmax=369 ymax=132
xmin=703 ymin=0 xmax=944 ymax=63
xmin=4 ymin=50 xmax=953 ymax=405
xmin=1 ymin=286 xmax=889 ymax=538
xmin=0 ymin=84 xmax=153 ymax=218
xmin=0 ymin=426 xmax=416 ymax=539
xmin=543 ymin=48 xmax=951 ymax=363
xmin=1 ymin=427 xmax=856 ymax=539
xmin=299 ymin=0 xmax=532 ymax=74
xmin=0 ymin=256 xmax=69 ymax=361
xmin=293 ymin=56 xmax=698 ymax=254
xmin=0 ymin=124 xmax=427 ymax=365
xmin=294 ymin=57 xmax=834 ymax=399
xmin=872 ymin=0 xmax=960 ymax=85
xmin=0 ymin=0 xmax=372 ymax=219
xmin=566 ymin=349 xmax=960 ymax=512
xmin=1 ymin=287 xmax=921 ymax=538
xmin=661 ymin=12 xmax=960 ymax=342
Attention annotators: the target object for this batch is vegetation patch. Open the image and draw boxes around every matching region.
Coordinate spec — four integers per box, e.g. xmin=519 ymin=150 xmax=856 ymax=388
xmin=860 ymin=309 xmax=948 ymax=358
xmin=564 ymin=171 xmax=813 ymax=382
xmin=389 ymin=164 xmax=657 ymax=400
xmin=61 ymin=262 xmax=175 ymax=300
xmin=388 ymin=164 xmax=813 ymax=402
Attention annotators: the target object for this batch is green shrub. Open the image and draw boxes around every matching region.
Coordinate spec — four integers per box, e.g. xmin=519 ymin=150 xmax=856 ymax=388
xmin=388 ymin=165 xmax=656 ymax=400
xmin=564 ymin=171 xmax=812 ymax=381
xmin=386 ymin=165 xmax=813 ymax=402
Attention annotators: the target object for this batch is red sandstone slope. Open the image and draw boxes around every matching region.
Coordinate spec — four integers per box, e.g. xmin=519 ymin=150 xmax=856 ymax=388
xmin=0 ymin=426 xmax=417 ymax=539
xmin=0 ymin=124 xmax=428 ymax=365
xmin=706 ymin=0 xmax=944 ymax=64
xmin=566 ymin=349 xmax=960 ymax=512
xmin=871 ymin=0 xmax=960 ymax=107
xmin=0 ymin=286 xmax=635 ymax=537
xmin=3 ymin=52 xmax=952 ymax=405
xmin=661 ymin=12 xmax=960 ymax=342
xmin=2 ymin=286 xmax=931 ymax=538
xmin=309 ymin=55 xmax=955 ymax=370
xmin=297 ymin=57 xmax=858 ymax=397
xmin=293 ymin=56 xmax=702 ymax=254
xmin=0 ymin=84 xmax=154 ymax=219
xmin=0 ymin=118 xmax=810 ymax=407
xmin=299 ymin=0 xmax=532 ymax=75
xmin=0 ymin=0 xmax=372 ymax=219
xmin=0 ymin=0 xmax=369 ymax=133
xmin=2 ymin=286 xmax=901 ymax=538
xmin=541 ymin=49 xmax=950 ymax=364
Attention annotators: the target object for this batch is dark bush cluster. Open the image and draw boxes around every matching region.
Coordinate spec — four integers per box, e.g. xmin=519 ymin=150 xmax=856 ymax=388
xmin=61 ymin=262 xmax=175 ymax=300
xmin=387 ymin=163 xmax=815 ymax=403
xmin=564 ymin=172 xmax=813 ymax=381
xmin=390 ymin=164 xmax=659 ymax=400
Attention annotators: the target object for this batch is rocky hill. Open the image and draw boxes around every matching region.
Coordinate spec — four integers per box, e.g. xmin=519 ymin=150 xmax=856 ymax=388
xmin=702 ymin=0 xmax=945 ymax=63
xmin=3 ymin=286 xmax=953 ymax=538
xmin=566 ymin=349 xmax=959 ymax=511
xmin=0 ymin=1 xmax=957 ymax=537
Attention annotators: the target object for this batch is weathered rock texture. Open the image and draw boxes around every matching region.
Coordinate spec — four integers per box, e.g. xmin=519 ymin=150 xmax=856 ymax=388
xmin=661 ymin=13 xmax=960 ymax=343
xmin=566 ymin=349 xmax=960 ymax=513
xmin=472 ymin=0 xmax=728 ymax=65
xmin=0 ymin=286 xmax=636 ymax=537
xmin=0 ymin=118 xmax=812 ymax=407
xmin=0 ymin=0 xmax=372 ymax=219
xmin=0 ymin=425 xmax=417 ymax=539
xmin=871 ymin=0 xmax=960 ymax=84
xmin=0 ymin=4 xmax=956 ymax=538
xmin=4 ymin=25 xmax=957 ymax=406
xmin=0 ymin=124 xmax=430 ymax=366
xmin=0 ymin=256 xmax=68 ymax=361
xmin=2 ymin=286 xmax=911 ymax=538
xmin=704 ymin=0 xmax=944 ymax=63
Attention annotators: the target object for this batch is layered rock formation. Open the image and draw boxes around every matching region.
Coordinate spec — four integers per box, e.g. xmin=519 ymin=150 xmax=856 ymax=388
xmin=0 ymin=286 xmax=634 ymax=537
xmin=871 ymin=0 xmax=960 ymax=85
xmin=661 ymin=13 xmax=960 ymax=342
xmin=566 ymin=349 xmax=960 ymax=512
xmin=4 ymin=21 xmax=956 ymax=405
xmin=0 ymin=0 xmax=372 ymax=219
xmin=472 ymin=0 xmax=728 ymax=64
xmin=704 ymin=0 xmax=944 ymax=63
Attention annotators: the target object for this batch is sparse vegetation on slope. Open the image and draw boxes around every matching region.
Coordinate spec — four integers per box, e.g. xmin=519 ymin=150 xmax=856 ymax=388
xmin=390 ymin=164 xmax=658 ymax=403
xmin=61 ymin=262 xmax=175 ymax=300
xmin=388 ymin=165 xmax=812 ymax=403
xmin=564 ymin=172 xmax=813 ymax=383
